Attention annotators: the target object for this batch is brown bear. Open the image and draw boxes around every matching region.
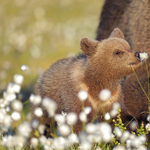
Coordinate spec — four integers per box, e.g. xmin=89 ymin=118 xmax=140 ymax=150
xmin=34 ymin=28 xmax=142 ymax=137
xmin=96 ymin=0 xmax=150 ymax=128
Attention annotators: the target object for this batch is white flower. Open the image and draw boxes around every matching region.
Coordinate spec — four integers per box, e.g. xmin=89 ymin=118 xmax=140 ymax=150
xmin=5 ymin=106 xmax=11 ymax=112
xmin=85 ymin=123 xmax=96 ymax=134
xmin=132 ymin=137 xmax=141 ymax=148
xmin=83 ymin=107 xmax=91 ymax=115
xmin=13 ymin=74 xmax=24 ymax=85
xmin=137 ymin=145 xmax=147 ymax=150
xmin=11 ymin=111 xmax=21 ymax=121
xmin=102 ymin=133 xmax=112 ymax=143
xmin=54 ymin=114 xmax=65 ymax=125
xmin=97 ymin=122 xmax=112 ymax=142
xmin=112 ymin=102 xmax=120 ymax=110
xmin=42 ymin=97 xmax=57 ymax=117
xmin=38 ymin=124 xmax=45 ymax=134
xmin=18 ymin=121 xmax=32 ymax=138
xmin=113 ymin=145 xmax=126 ymax=150
xmin=34 ymin=107 xmax=43 ymax=117
xmin=7 ymin=82 xmax=21 ymax=93
xmin=13 ymin=135 xmax=26 ymax=148
xmin=130 ymin=121 xmax=137 ymax=131
xmin=0 ymin=109 xmax=6 ymax=123
xmin=145 ymin=123 xmax=150 ymax=131
xmin=79 ymin=141 xmax=92 ymax=150
xmin=110 ymin=109 xmax=118 ymax=118
xmin=68 ymin=133 xmax=79 ymax=144
xmin=129 ymin=133 xmax=136 ymax=140
xmin=52 ymin=137 xmax=66 ymax=150
xmin=31 ymin=137 xmax=39 ymax=148
xmin=126 ymin=139 xmax=132 ymax=148
xmin=39 ymin=135 xmax=47 ymax=145
xmin=5 ymin=135 xmax=13 ymax=148
xmin=21 ymin=64 xmax=29 ymax=71
xmin=78 ymin=90 xmax=88 ymax=101
xmin=104 ymin=112 xmax=110 ymax=120
xmin=114 ymin=127 xmax=122 ymax=138
xmin=31 ymin=119 xmax=39 ymax=128
xmin=30 ymin=94 xmax=42 ymax=105
xmin=11 ymin=100 xmax=23 ymax=112
xmin=58 ymin=124 xmax=71 ymax=137
xmin=4 ymin=93 xmax=16 ymax=103
xmin=120 ymin=131 xmax=130 ymax=143
xmin=3 ymin=115 xmax=12 ymax=128
xmin=139 ymin=52 xmax=148 ymax=61
xmin=61 ymin=111 xmax=67 ymax=117
xmin=66 ymin=112 xmax=77 ymax=125
xmin=79 ymin=111 xmax=87 ymax=122
xmin=138 ymin=135 xmax=147 ymax=144
xmin=99 ymin=89 xmax=111 ymax=101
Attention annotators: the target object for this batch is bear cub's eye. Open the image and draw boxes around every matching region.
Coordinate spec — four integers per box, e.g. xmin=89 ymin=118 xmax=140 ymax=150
xmin=114 ymin=50 xmax=124 ymax=56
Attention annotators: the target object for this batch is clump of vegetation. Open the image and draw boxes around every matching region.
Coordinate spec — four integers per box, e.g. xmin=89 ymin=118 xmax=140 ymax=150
xmin=0 ymin=70 xmax=149 ymax=150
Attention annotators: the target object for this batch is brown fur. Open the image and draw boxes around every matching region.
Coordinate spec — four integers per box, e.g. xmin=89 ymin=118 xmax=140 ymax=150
xmin=96 ymin=0 xmax=150 ymax=127
xmin=34 ymin=28 xmax=142 ymax=137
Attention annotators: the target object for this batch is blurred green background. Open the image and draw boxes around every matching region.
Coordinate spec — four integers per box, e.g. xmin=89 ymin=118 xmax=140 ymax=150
xmin=0 ymin=0 xmax=104 ymax=97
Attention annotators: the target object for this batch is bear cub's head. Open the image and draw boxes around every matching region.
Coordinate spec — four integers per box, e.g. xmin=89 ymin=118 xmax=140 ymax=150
xmin=80 ymin=28 xmax=142 ymax=78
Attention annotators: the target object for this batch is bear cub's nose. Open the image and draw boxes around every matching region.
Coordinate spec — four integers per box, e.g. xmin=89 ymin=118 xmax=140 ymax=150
xmin=134 ymin=51 xmax=140 ymax=59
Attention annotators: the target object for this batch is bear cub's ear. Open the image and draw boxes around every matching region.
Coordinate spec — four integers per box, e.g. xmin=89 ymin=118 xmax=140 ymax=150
xmin=109 ymin=28 xmax=125 ymax=39
xmin=80 ymin=37 xmax=99 ymax=56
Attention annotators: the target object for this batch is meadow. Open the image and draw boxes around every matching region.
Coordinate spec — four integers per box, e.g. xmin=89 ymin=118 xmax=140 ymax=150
xmin=0 ymin=0 xmax=150 ymax=150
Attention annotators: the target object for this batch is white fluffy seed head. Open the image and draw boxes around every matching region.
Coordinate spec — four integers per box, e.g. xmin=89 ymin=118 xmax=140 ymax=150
xmin=58 ymin=124 xmax=71 ymax=137
xmin=54 ymin=114 xmax=65 ymax=125
xmin=34 ymin=107 xmax=43 ymax=117
xmin=68 ymin=133 xmax=79 ymax=144
xmin=79 ymin=141 xmax=92 ymax=150
xmin=31 ymin=119 xmax=39 ymax=128
xmin=79 ymin=111 xmax=87 ymax=122
xmin=13 ymin=74 xmax=24 ymax=85
xmin=5 ymin=106 xmax=11 ymax=112
xmin=7 ymin=82 xmax=21 ymax=94
xmin=18 ymin=121 xmax=32 ymax=138
xmin=83 ymin=107 xmax=91 ymax=115
xmin=66 ymin=112 xmax=77 ymax=126
xmin=11 ymin=111 xmax=21 ymax=121
xmin=30 ymin=94 xmax=42 ymax=105
xmin=21 ymin=64 xmax=29 ymax=71
xmin=3 ymin=115 xmax=12 ymax=128
xmin=39 ymin=135 xmax=47 ymax=145
xmin=145 ymin=123 xmax=150 ymax=131
xmin=104 ymin=112 xmax=110 ymax=120
xmin=42 ymin=97 xmax=57 ymax=117
xmin=138 ymin=135 xmax=147 ymax=144
xmin=114 ymin=127 xmax=122 ymax=138
xmin=120 ymin=131 xmax=130 ymax=143
xmin=78 ymin=90 xmax=88 ymax=101
xmin=38 ymin=124 xmax=45 ymax=135
xmin=31 ymin=137 xmax=39 ymax=148
xmin=97 ymin=122 xmax=112 ymax=142
xmin=99 ymin=89 xmax=111 ymax=101
xmin=130 ymin=121 xmax=138 ymax=131
xmin=110 ymin=109 xmax=118 ymax=118
xmin=112 ymin=102 xmax=120 ymax=110
xmin=85 ymin=123 xmax=96 ymax=134
xmin=139 ymin=52 xmax=148 ymax=61
xmin=11 ymin=100 xmax=23 ymax=112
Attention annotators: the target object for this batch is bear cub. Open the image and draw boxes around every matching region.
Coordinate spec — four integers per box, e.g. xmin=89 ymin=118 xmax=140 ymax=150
xmin=34 ymin=28 xmax=142 ymax=136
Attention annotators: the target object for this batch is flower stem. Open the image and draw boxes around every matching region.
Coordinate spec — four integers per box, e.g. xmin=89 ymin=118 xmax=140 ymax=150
xmin=131 ymin=64 xmax=150 ymax=101
xmin=145 ymin=60 xmax=150 ymax=98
